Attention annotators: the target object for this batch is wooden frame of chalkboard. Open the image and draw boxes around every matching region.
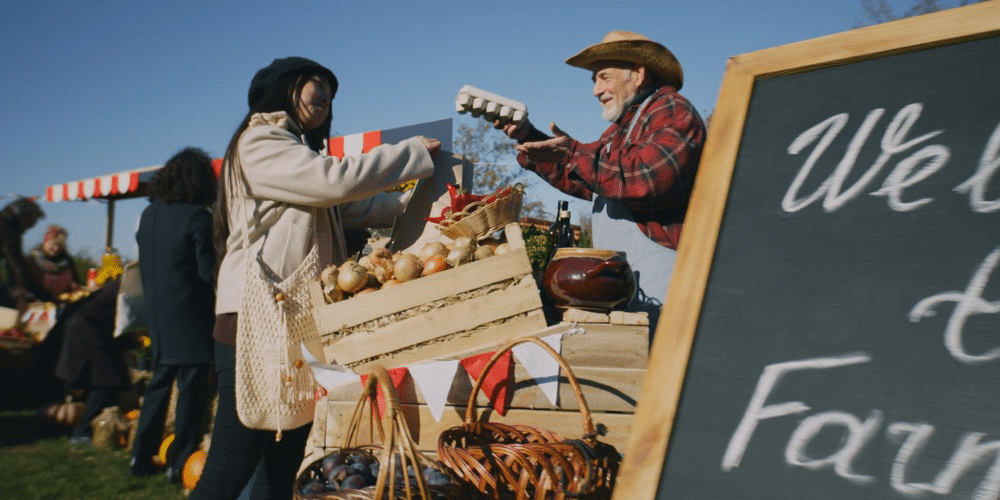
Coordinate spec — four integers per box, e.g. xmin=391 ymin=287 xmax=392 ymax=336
xmin=613 ymin=3 xmax=1000 ymax=500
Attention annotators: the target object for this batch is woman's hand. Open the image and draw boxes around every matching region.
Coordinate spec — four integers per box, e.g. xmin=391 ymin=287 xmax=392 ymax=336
xmin=418 ymin=136 xmax=441 ymax=156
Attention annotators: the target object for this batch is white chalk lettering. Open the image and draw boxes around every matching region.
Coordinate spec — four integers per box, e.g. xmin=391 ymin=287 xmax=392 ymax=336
xmin=955 ymin=121 xmax=1000 ymax=213
xmin=910 ymin=247 xmax=1000 ymax=365
xmin=933 ymin=433 xmax=1000 ymax=500
xmin=872 ymin=144 xmax=950 ymax=211
xmin=783 ymin=103 xmax=944 ymax=213
xmin=721 ymin=352 xmax=872 ymax=471
xmin=785 ymin=409 xmax=882 ymax=484
xmin=887 ymin=422 xmax=939 ymax=495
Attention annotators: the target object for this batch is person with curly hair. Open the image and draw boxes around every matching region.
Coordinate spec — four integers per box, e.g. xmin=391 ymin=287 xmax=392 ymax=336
xmin=128 ymin=147 xmax=218 ymax=483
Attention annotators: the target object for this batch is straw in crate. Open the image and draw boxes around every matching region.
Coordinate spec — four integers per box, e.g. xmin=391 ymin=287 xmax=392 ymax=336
xmin=295 ymin=366 xmax=466 ymax=500
xmin=436 ymin=185 xmax=523 ymax=241
xmin=437 ymin=337 xmax=621 ymax=500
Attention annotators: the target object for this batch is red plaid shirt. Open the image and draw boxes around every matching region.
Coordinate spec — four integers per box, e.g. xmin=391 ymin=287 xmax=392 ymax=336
xmin=518 ymin=85 xmax=706 ymax=249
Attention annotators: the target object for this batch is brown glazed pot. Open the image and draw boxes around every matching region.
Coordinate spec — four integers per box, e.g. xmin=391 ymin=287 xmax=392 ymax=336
xmin=542 ymin=248 xmax=636 ymax=311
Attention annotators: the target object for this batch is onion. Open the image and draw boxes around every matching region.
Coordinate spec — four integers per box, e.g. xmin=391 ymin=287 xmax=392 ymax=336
xmin=451 ymin=236 xmax=474 ymax=250
xmin=322 ymin=283 xmax=344 ymax=303
xmin=320 ymin=265 xmax=339 ymax=287
xmin=422 ymin=255 xmax=450 ymax=276
xmin=369 ymin=247 xmax=393 ymax=268
xmin=381 ymin=279 xmax=402 ymax=288
xmin=446 ymin=246 xmax=474 ymax=267
xmin=337 ymin=264 xmax=368 ymax=294
xmin=479 ymin=237 xmax=502 ymax=249
xmin=419 ymin=242 xmax=449 ymax=263
xmin=393 ymin=255 xmax=422 ymax=282
xmin=494 ymin=243 xmax=511 ymax=255
xmin=473 ymin=245 xmax=495 ymax=261
xmin=357 ymin=255 xmax=374 ymax=271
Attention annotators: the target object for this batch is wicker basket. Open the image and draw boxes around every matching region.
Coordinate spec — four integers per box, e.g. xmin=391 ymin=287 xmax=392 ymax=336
xmin=436 ymin=337 xmax=621 ymax=500
xmin=436 ymin=187 xmax=523 ymax=240
xmin=295 ymin=366 xmax=466 ymax=500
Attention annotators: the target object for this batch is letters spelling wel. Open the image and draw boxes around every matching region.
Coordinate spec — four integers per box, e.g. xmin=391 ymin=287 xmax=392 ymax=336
xmin=720 ymin=104 xmax=1000 ymax=498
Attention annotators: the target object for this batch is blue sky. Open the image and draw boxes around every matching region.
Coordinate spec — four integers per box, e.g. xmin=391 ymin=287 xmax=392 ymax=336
xmin=1 ymin=0 xmax=916 ymax=260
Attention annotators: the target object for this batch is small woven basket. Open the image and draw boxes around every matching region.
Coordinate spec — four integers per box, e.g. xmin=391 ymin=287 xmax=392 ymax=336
xmin=295 ymin=366 xmax=465 ymax=500
xmin=437 ymin=337 xmax=621 ymax=500
xmin=437 ymin=187 xmax=523 ymax=240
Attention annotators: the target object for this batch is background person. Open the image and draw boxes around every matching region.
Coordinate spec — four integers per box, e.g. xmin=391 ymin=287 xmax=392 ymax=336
xmin=128 ymin=147 xmax=218 ymax=484
xmin=190 ymin=56 xmax=439 ymax=500
xmin=496 ymin=30 xmax=707 ymax=332
xmin=30 ymin=224 xmax=81 ymax=299
xmin=0 ymin=197 xmax=55 ymax=309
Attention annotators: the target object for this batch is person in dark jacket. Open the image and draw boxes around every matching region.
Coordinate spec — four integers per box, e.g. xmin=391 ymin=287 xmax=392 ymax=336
xmin=128 ymin=147 xmax=218 ymax=483
xmin=53 ymin=271 xmax=131 ymax=443
xmin=0 ymin=197 xmax=54 ymax=308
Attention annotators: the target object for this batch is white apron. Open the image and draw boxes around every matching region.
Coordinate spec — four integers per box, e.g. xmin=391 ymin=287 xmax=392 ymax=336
xmin=591 ymin=197 xmax=675 ymax=342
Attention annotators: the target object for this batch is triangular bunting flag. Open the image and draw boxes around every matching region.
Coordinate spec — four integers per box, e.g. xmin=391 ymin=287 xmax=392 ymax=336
xmin=512 ymin=334 xmax=563 ymax=406
xmin=409 ymin=360 xmax=460 ymax=422
xmin=360 ymin=367 xmax=409 ymax=419
xmin=300 ymin=343 xmax=360 ymax=392
xmin=460 ymin=351 xmax=514 ymax=416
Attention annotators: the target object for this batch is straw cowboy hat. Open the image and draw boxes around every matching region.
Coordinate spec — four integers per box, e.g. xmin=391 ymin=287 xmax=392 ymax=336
xmin=566 ymin=30 xmax=684 ymax=90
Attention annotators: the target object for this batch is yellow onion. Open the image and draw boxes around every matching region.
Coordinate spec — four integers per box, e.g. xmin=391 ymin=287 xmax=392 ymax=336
xmin=393 ymin=254 xmax=422 ymax=282
xmin=320 ymin=265 xmax=339 ymax=287
xmin=494 ymin=243 xmax=511 ymax=255
xmin=473 ymin=245 xmax=495 ymax=261
xmin=451 ymin=236 xmax=474 ymax=250
xmin=422 ymin=255 xmax=450 ymax=276
xmin=337 ymin=264 xmax=368 ymax=294
xmin=419 ymin=241 xmax=449 ymax=263
xmin=446 ymin=245 xmax=474 ymax=267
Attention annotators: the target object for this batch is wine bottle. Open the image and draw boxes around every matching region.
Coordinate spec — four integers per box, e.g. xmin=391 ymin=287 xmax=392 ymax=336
xmin=548 ymin=201 xmax=574 ymax=259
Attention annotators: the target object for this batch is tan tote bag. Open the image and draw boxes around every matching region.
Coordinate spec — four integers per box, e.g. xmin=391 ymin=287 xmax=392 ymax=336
xmin=231 ymin=159 xmax=320 ymax=439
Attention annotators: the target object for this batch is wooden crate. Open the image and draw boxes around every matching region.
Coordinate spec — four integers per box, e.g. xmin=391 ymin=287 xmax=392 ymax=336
xmin=309 ymin=223 xmax=548 ymax=369
xmin=307 ymin=313 xmax=650 ymax=458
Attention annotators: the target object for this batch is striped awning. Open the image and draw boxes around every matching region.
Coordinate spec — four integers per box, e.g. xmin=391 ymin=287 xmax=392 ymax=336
xmin=44 ymin=118 xmax=452 ymax=202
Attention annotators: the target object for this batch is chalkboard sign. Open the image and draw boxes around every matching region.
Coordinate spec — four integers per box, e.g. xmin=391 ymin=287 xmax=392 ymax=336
xmin=613 ymin=4 xmax=1000 ymax=500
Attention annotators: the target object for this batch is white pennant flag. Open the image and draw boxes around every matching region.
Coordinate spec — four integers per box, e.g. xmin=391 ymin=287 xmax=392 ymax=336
xmin=301 ymin=343 xmax=360 ymax=391
xmin=512 ymin=334 xmax=563 ymax=406
xmin=409 ymin=360 xmax=460 ymax=422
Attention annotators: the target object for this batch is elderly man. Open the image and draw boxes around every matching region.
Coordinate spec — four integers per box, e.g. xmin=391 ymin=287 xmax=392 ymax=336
xmin=497 ymin=30 xmax=706 ymax=331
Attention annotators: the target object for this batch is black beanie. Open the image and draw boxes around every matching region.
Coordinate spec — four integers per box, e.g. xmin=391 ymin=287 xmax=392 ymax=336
xmin=247 ymin=56 xmax=338 ymax=108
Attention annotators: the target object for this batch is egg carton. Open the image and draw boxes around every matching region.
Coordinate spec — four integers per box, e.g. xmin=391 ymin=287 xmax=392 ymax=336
xmin=455 ymin=85 xmax=528 ymax=125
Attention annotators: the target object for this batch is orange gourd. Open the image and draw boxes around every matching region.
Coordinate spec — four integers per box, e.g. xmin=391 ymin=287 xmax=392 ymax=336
xmin=182 ymin=450 xmax=207 ymax=490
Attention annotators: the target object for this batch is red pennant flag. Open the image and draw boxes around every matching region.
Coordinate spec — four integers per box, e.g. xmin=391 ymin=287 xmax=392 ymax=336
xmin=359 ymin=367 xmax=409 ymax=419
xmin=461 ymin=351 xmax=514 ymax=416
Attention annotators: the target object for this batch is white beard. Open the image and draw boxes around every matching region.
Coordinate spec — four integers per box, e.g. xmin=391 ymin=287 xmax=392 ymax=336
xmin=601 ymin=101 xmax=625 ymax=122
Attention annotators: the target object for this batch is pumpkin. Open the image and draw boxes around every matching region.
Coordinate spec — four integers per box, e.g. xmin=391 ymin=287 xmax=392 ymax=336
xmin=182 ymin=450 xmax=207 ymax=490
xmin=44 ymin=396 xmax=84 ymax=428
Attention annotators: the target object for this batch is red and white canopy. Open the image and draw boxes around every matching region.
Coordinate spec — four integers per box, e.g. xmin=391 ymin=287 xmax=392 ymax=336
xmin=43 ymin=118 xmax=452 ymax=203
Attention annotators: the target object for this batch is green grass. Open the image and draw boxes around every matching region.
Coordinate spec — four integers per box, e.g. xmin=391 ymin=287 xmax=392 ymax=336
xmin=0 ymin=410 xmax=187 ymax=500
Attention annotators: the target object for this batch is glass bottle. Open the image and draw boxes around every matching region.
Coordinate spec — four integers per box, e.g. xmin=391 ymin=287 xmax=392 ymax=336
xmin=548 ymin=200 xmax=574 ymax=259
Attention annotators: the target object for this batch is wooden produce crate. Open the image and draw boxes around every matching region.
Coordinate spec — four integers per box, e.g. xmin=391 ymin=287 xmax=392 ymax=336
xmin=307 ymin=311 xmax=650 ymax=458
xmin=308 ymin=223 xmax=548 ymax=370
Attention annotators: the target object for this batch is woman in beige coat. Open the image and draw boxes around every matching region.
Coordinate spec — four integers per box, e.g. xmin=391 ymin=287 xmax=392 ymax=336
xmin=190 ymin=56 xmax=439 ymax=500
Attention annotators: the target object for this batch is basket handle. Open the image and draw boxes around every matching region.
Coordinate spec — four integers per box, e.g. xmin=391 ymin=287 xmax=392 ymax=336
xmin=346 ymin=365 xmax=435 ymax=499
xmin=463 ymin=336 xmax=598 ymax=439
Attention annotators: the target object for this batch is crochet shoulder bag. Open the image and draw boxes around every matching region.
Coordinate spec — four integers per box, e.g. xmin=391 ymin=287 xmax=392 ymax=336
xmin=231 ymin=158 xmax=320 ymax=439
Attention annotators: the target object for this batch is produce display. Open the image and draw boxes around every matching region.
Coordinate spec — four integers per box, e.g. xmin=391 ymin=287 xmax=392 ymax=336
xmin=319 ymin=234 xmax=508 ymax=304
xmin=297 ymin=449 xmax=457 ymax=498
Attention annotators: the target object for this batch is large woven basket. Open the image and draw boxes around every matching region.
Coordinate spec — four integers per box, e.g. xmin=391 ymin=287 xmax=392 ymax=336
xmin=436 ymin=186 xmax=523 ymax=240
xmin=295 ymin=366 xmax=466 ymax=500
xmin=437 ymin=337 xmax=621 ymax=500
